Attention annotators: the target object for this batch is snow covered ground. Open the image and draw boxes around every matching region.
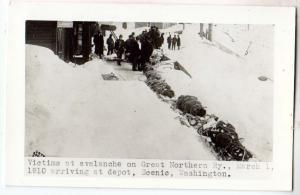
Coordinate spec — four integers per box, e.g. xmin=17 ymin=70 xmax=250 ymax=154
xmin=26 ymin=22 xmax=273 ymax=161
xmin=25 ymin=45 xmax=216 ymax=160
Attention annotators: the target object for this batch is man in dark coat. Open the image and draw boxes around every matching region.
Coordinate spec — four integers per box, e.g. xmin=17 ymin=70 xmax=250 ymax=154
xmin=177 ymin=35 xmax=181 ymax=50
xmin=158 ymin=33 xmax=164 ymax=48
xmin=98 ymin=32 xmax=104 ymax=58
xmin=172 ymin=35 xmax=177 ymax=50
xmin=93 ymin=31 xmax=104 ymax=58
xmin=140 ymin=35 xmax=153 ymax=71
xmin=167 ymin=34 xmax=172 ymax=50
xmin=114 ymin=34 xmax=125 ymax=65
xmin=154 ymin=27 xmax=161 ymax=49
xmin=130 ymin=36 xmax=140 ymax=71
xmin=125 ymin=35 xmax=134 ymax=62
xmin=149 ymin=26 xmax=155 ymax=42
xmin=106 ymin=34 xmax=114 ymax=55
xmin=148 ymin=26 xmax=160 ymax=49
xmin=93 ymin=32 xmax=99 ymax=56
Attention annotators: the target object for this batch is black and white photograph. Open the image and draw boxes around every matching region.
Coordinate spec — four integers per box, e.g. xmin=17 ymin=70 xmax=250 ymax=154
xmin=25 ymin=21 xmax=273 ymax=162
xmin=3 ymin=2 xmax=296 ymax=190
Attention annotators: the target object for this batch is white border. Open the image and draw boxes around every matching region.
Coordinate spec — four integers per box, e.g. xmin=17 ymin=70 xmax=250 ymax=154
xmin=4 ymin=2 xmax=295 ymax=190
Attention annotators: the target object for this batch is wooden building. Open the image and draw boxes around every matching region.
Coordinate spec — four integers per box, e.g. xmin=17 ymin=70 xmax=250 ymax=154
xmin=26 ymin=21 xmax=97 ymax=65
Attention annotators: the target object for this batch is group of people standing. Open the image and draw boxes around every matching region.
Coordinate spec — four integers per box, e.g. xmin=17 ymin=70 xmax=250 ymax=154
xmin=167 ymin=33 xmax=181 ymax=50
xmin=93 ymin=26 xmax=181 ymax=71
xmin=120 ymin=30 xmax=155 ymax=71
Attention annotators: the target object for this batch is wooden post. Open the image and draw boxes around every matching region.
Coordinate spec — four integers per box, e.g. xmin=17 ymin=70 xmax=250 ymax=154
xmin=122 ymin=22 xmax=127 ymax=29
xmin=200 ymin=23 xmax=204 ymax=38
xmin=208 ymin=23 xmax=213 ymax=41
xmin=82 ymin=22 xmax=91 ymax=63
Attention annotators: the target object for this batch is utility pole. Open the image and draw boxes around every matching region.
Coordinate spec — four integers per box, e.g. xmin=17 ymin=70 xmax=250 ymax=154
xmin=122 ymin=22 xmax=127 ymax=29
xmin=200 ymin=23 xmax=204 ymax=38
xmin=208 ymin=23 xmax=213 ymax=41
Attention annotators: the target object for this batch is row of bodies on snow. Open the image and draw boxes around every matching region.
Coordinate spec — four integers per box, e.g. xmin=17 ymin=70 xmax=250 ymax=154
xmin=142 ymin=63 xmax=253 ymax=161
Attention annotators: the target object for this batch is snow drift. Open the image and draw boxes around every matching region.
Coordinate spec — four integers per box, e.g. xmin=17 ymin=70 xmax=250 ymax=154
xmin=25 ymin=44 xmax=216 ymax=160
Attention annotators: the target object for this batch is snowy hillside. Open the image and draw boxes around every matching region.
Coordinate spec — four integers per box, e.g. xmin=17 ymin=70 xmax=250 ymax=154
xmin=213 ymin=24 xmax=273 ymax=78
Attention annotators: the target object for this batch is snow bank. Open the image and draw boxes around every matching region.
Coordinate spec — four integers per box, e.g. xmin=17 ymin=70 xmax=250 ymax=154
xmin=25 ymin=44 xmax=216 ymax=160
xmin=213 ymin=24 xmax=273 ymax=79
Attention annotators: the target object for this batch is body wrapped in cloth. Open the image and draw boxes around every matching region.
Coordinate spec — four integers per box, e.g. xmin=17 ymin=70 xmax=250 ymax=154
xmin=176 ymin=95 xmax=206 ymax=117
xmin=146 ymin=79 xmax=175 ymax=98
xmin=144 ymin=70 xmax=161 ymax=80
xmin=144 ymin=64 xmax=175 ymax=98
xmin=202 ymin=121 xmax=253 ymax=161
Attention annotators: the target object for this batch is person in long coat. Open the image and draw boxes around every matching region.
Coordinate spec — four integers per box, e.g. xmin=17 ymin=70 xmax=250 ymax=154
xmin=93 ymin=31 xmax=104 ymax=59
xmin=130 ymin=37 xmax=140 ymax=71
xmin=106 ymin=34 xmax=114 ymax=55
xmin=167 ymin=34 xmax=172 ymax=49
xmin=98 ymin=32 xmax=104 ymax=58
xmin=158 ymin=33 xmax=164 ymax=48
xmin=154 ymin=27 xmax=161 ymax=49
xmin=172 ymin=35 xmax=177 ymax=50
xmin=140 ymin=35 xmax=153 ymax=70
xmin=114 ymin=34 xmax=125 ymax=65
xmin=177 ymin=35 xmax=181 ymax=50
xmin=125 ymin=35 xmax=133 ymax=62
xmin=93 ymin=32 xmax=99 ymax=56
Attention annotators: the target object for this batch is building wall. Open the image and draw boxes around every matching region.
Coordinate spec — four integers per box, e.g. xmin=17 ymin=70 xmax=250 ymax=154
xmin=26 ymin=21 xmax=57 ymax=52
xmin=26 ymin=21 xmax=94 ymax=65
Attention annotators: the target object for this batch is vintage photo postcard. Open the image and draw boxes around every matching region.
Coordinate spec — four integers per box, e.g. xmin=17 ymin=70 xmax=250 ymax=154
xmin=4 ymin=2 xmax=295 ymax=191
